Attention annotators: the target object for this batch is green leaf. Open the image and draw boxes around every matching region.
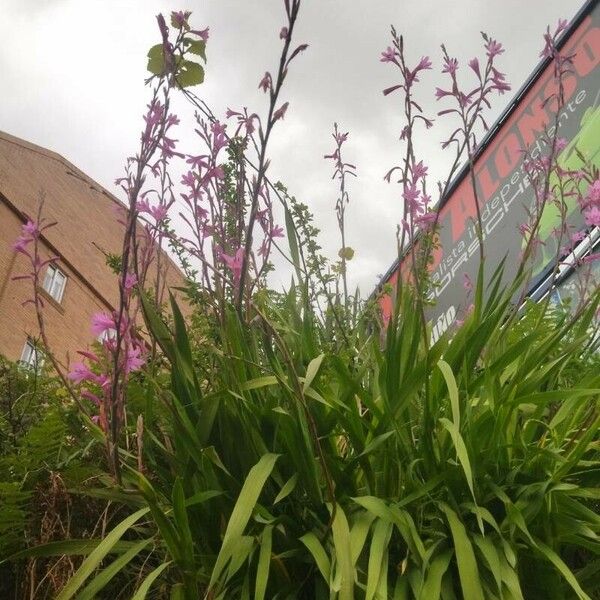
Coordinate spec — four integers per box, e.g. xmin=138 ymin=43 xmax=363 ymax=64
xmin=186 ymin=38 xmax=207 ymax=61
xmin=147 ymin=44 xmax=165 ymax=76
xmin=535 ymin=539 xmax=591 ymax=600
xmin=331 ymin=504 xmax=354 ymax=600
xmin=254 ymin=526 xmax=273 ymax=600
xmin=131 ymin=562 xmax=171 ymax=600
xmin=176 ymin=60 xmax=204 ymax=87
xmin=419 ymin=550 xmax=453 ymax=600
xmin=439 ymin=418 xmax=475 ymax=502
xmin=241 ymin=376 xmax=279 ymax=391
xmin=77 ymin=539 xmax=150 ymax=600
xmin=303 ymin=354 xmax=325 ymax=393
xmin=55 ymin=507 xmax=149 ymax=600
xmin=209 ymin=454 xmax=279 ymax=591
xmin=439 ymin=503 xmax=484 ymax=600
xmin=274 ymin=473 xmax=298 ymax=504
xmin=300 ymin=532 xmax=331 ymax=583
xmin=366 ymin=518 xmax=393 ymax=600
xmin=284 ymin=204 xmax=303 ymax=283
xmin=438 ymin=359 xmax=460 ymax=429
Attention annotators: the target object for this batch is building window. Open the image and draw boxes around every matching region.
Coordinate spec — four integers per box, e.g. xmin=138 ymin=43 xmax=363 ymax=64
xmin=42 ymin=264 xmax=67 ymax=303
xmin=19 ymin=340 xmax=45 ymax=372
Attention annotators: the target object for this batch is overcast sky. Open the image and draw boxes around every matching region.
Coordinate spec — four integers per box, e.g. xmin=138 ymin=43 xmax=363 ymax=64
xmin=1 ymin=0 xmax=585 ymax=294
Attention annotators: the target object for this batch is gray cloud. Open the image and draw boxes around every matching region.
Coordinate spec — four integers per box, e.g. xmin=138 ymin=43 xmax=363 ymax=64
xmin=0 ymin=0 xmax=584 ymax=293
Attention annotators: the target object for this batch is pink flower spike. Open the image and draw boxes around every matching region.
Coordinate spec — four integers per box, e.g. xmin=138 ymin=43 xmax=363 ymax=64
xmin=415 ymin=55 xmax=432 ymax=71
xmin=273 ymin=102 xmax=289 ymax=122
xmin=77 ymin=350 xmax=100 ymax=363
xmin=271 ymin=224 xmax=285 ymax=239
xmin=556 ymin=138 xmax=568 ymax=152
xmin=220 ymin=247 xmax=245 ymax=283
xmin=584 ymin=206 xmax=600 ymax=227
xmin=380 ymin=46 xmax=397 ymax=63
xmin=442 ymin=57 xmax=458 ymax=75
xmin=258 ymin=72 xmax=272 ymax=93
xmin=583 ymin=252 xmax=600 ymax=264
xmin=485 ymin=39 xmax=504 ymax=58
xmin=463 ymin=273 xmax=473 ymax=292
xmin=68 ymin=362 xmax=97 ymax=385
xmin=468 ymin=57 xmax=480 ymax=77
xmin=22 ymin=220 xmax=39 ymax=237
xmin=91 ymin=312 xmax=115 ymax=337
xmin=190 ymin=27 xmax=209 ymax=40
xmin=12 ymin=236 xmax=31 ymax=255
xmin=125 ymin=345 xmax=145 ymax=374
xmin=81 ymin=390 xmax=102 ymax=407
xmin=124 ymin=272 xmax=138 ymax=291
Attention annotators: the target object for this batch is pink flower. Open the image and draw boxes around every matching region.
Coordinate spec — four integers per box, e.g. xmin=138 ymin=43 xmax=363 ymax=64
xmin=259 ymin=72 xmax=272 ymax=93
xmin=12 ymin=235 xmax=31 ymax=255
xmin=463 ymin=273 xmax=473 ymax=292
xmin=171 ymin=10 xmax=191 ymax=28
xmin=414 ymin=56 xmax=432 ymax=72
xmin=190 ymin=27 xmax=209 ymax=41
xmin=571 ymin=231 xmax=586 ymax=243
xmin=435 ymin=87 xmax=452 ymax=100
xmin=485 ymin=39 xmax=504 ymax=58
xmin=22 ymin=220 xmax=39 ymax=237
xmin=271 ymin=224 xmax=284 ymax=238
xmin=468 ymin=58 xmax=480 ymax=77
xmin=586 ymin=180 xmax=600 ymax=204
xmin=380 ymin=46 xmax=397 ymax=63
xmin=124 ymin=272 xmax=138 ymax=291
xmin=273 ymin=102 xmax=289 ymax=122
xmin=555 ymin=138 xmax=568 ymax=152
xmin=220 ymin=247 xmax=245 ymax=283
xmin=411 ymin=160 xmax=428 ymax=182
xmin=125 ymin=345 xmax=145 ymax=374
xmin=442 ymin=57 xmax=458 ymax=75
xmin=91 ymin=312 xmax=115 ymax=337
xmin=68 ymin=362 xmax=97 ymax=385
xmin=415 ymin=212 xmax=436 ymax=229
xmin=584 ymin=206 xmax=600 ymax=227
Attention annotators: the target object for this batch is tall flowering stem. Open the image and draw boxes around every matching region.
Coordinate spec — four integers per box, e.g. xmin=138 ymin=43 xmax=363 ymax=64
xmin=11 ymin=202 xmax=90 ymax=418
xmin=324 ymin=123 xmax=356 ymax=305
xmin=235 ymin=0 xmax=306 ymax=315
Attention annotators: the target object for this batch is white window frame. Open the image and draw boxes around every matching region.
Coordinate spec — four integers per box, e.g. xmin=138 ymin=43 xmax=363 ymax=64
xmin=19 ymin=340 xmax=45 ymax=372
xmin=42 ymin=264 xmax=67 ymax=303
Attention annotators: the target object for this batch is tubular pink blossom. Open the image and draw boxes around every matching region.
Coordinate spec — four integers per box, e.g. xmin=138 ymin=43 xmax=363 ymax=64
xmin=91 ymin=312 xmax=115 ymax=337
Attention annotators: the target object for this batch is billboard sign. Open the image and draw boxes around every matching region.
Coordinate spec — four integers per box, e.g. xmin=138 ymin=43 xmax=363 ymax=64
xmin=379 ymin=0 xmax=600 ymax=339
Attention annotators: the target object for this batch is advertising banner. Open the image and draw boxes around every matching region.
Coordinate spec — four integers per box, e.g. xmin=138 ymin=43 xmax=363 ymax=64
xmin=379 ymin=1 xmax=600 ymax=340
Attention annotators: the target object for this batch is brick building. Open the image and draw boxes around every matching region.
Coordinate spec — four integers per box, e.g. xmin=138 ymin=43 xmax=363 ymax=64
xmin=0 ymin=130 xmax=186 ymax=369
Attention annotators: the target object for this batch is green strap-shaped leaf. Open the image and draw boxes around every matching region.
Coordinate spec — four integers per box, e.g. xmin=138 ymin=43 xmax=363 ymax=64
xmin=76 ymin=539 xmax=150 ymax=600
xmin=274 ymin=473 xmax=298 ymax=504
xmin=254 ymin=525 xmax=273 ymax=600
xmin=131 ymin=562 xmax=172 ymax=600
xmin=332 ymin=504 xmax=354 ymax=600
xmin=366 ymin=518 xmax=393 ymax=600
xmin=303 ymin=354 xmax=325 ymax=393
xmin=419 ymin=550 xmax=453 ymax=600
xmin=300 ymin=532 xmax=331 ymax=583
xmin=209 ymin=454 xmax=279 ymax=591
xmin=439 ymin=503 xmax=484 ymax=600
xmin=438 ymin=359 xmax=460 ymax=429
xmin=535 ymin=539 xmax=591 ymax=600
xmin=55 ymin=507 xmax=150 ymax=600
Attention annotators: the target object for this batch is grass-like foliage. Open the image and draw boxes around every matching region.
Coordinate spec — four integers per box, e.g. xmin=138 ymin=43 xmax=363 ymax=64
xmin=26 ymin=269 xmax=599 ymax=599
